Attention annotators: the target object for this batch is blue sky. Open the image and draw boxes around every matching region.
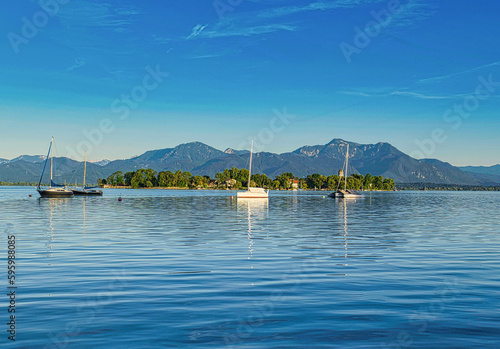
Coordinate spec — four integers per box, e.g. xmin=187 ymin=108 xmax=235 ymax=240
xmin=1 ymin=0 xmax=499 ymax=166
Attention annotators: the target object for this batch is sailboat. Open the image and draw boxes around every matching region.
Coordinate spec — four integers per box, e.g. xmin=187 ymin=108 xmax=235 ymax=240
xmin=329 ymin=143 xmax=363 ymax=199
xmin=237 ymin=140 xmax=269 ymax=199
xmin=37 ymin=137 xmax=74 ymax=198
xmin=71 ymin=151 xmax=103 ymax=196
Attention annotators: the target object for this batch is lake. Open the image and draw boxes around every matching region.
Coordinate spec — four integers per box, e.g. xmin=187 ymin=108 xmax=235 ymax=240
xmin=1 ymin=187 xmax=499 ymax=348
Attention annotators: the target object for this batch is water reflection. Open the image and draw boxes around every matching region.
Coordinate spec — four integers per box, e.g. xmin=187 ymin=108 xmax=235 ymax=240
xmin=38 ymin=198 xmax=69 ymax=261
xmin=82 ymin=197 xmax=87 ymax=246
xmin=341 ymin=199 xmax=347 ymax=264
xmin=237 ymin=198 xmax=268 ymax=262
xmin=337 ymin=198 xmax=361 ymax=267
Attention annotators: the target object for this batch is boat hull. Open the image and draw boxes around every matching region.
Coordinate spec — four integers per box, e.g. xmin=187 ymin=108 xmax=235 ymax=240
xmin=37 ymin=188 xmax=74 ymax=198
xmin=237 ymin=193 xmax=269 ymax=199
xmin=329 ymin=190 xmax=364 ymax=199
xmin=72 ymin=189 xmax=103 ymax=196
xmin=237 ymin=187 xmax=269 ymax=199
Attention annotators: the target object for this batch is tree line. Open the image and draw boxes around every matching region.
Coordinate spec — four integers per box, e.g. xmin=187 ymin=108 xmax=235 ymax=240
xmin=99 ymin=168 xmax=396 ymax=191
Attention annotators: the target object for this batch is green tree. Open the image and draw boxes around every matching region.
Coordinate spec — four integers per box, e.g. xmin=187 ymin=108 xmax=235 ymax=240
xmin=299 ymin=178 xmax=307 ymax=189
xmin=372 ymin=176 xmax=384 ymax=190
xmin=215 ymin=172 xmax=228 ymax=188
xmin=383 ymin=178 xmax=395 ymax=191
xmin=191 ymin=175 xmax=204 ymax=188
xmin=176 ymin=171 xmax=192 ymax=187
xmin=251 ymin=173 xmax=271 ymax=188
xmin=326 ymin=175 xmax=340 ymax=189
xmin=364 ymin=173 xmax=373 ymax=190
xmin=107 ymin=171 xmax=124 ymax=186
xmin=306 ymin=173 xmax=327 ymax=190
xmin=130 ymin=169 xmax=158 ymax=188
xmin=347 ymin=175 xmax=363 ymax=190
xmin=124 ymin=171 xmax=135 ymax=186
xmin=229 ymin=167 xmax=249 ymax=185
xmin=275 ymin=172 xmax=295 ymax=189
xmin=158 ymin=171 xmax=176 ymax=187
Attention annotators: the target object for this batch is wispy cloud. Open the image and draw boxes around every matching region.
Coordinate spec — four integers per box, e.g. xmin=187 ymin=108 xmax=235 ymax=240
xmin=200 ymin=0 xmax=432 ymax=41
xmin=258 ymin=0 xmax=384 ymax=18
xmin=257 ymin=0 xmax=434 ymax=30
xmin=417 ymin=61 xmax=500 ymax=85
xmin=152 ymin=34 xmax=174 ymax=44
xmin=65 ymin=58 xmax=86 ymax=72
xmin=389 ymin=91 xmax=450 ymax=100
xmin=187 ymin=24 xmax=207 ymax=39
xmin=200 ymin=24 xmax=297 ymax=38
xmin=186 ymin=52 xmax=237 ymax=60
xmin=340 ymin=89 xmax=458 ymax=100
xmin=57 ymin=1 xmax=141 ymax=30
xmin=390 ymin=0 xmax=437 ymax=28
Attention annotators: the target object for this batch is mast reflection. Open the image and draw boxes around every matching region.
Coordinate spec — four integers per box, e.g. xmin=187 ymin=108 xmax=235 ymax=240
xmin=339 ymin=197 xmax=359 ymax=267
xmin=39 ymin=198 xmax=67 ymax=260
xmin=342 ymin=198 xmax=348 ymax=264
xmin=237 ymin=198 xmax=268 ymax=264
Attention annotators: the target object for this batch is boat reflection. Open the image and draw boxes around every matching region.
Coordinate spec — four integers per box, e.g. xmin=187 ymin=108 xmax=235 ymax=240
xmin=341 ymin=198 xmax=348 ymax=265
xmin=237 ymin=198 xmax=268 ymax=263
xmin=39 ymin=198 xmax=68 ymax=260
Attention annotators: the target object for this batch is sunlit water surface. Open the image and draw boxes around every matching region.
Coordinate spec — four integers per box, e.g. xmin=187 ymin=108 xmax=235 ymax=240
xmin=1 ymin=187 xmax=499 ymax=348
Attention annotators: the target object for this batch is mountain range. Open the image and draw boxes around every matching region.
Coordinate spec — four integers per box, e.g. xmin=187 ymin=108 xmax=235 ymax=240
xmin=1 ymin=139 xmax=499 ymax=185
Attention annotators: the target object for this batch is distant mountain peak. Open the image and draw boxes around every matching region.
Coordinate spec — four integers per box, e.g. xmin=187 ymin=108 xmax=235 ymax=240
xmin=225 ymin=148 xmax=250 ymax=155
xmin=9 ymin=155 xmax=47 ymax=163
xmin=327 ymin=138 xmax=358 ymax=146
xmin=93 ymin=159 xmax=111 ymax=166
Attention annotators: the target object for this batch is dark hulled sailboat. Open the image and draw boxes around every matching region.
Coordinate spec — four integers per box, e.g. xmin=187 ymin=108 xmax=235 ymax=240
xmin=37 ymin=137 xmax=74 ymax=198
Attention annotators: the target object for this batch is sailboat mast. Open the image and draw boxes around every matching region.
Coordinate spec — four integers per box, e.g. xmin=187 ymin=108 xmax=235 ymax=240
xmin=50 ymin=136 xmax=54 ymax=187
xmin=344 ymin=144 xmax=349 ymax=190
xmin=248 ymin=139 xmax=253 ymax=188
xmin=83 ymin=150 xmax=87 ymax=188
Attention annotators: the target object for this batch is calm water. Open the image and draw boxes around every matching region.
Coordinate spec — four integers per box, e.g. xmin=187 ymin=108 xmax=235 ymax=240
xmin=1 ymin=187 xmax=499 ymax=348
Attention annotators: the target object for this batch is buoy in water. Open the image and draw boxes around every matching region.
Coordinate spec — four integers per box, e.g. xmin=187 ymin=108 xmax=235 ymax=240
xmin=118 ymin=197 xmax=122 ymax=202
xmin=29 ymin=194 xmax=32 ymax=197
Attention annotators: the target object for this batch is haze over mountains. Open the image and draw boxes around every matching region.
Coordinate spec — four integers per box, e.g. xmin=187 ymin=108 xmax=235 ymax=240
xmin=1 ymin=139 xmax=499 ymax=185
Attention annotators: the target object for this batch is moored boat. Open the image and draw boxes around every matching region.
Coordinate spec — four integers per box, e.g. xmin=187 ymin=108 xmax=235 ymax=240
xmin=237 ymin=140 xmax=269 ymax=199
xmin=37 ymin=137 xmax=74 ymax=198
xmin=329 ymin=143 xmax=364 ymax=199
xmin=237 ymin=187 xmax=269 ymax=198
xmin=71 ymin=151 xmax=103 ymax=196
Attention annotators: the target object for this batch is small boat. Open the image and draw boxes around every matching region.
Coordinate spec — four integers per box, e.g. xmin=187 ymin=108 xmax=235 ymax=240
xmin=237 ymin=187 xmax=269 ymax=199
xmin=237 ymin=140 xmax=269 ymax=199
xmin=71 ymin=151 xmax=103 ymax=196
xmin=37 ymin=137 xmax=74 ymax=198
xmin=332 ymin=189 xmax=363 ymax=199
xmin=72 ymin=188 xmax=103 ymax=196
xmin=329 ymin=143 xmax=363 ymax=199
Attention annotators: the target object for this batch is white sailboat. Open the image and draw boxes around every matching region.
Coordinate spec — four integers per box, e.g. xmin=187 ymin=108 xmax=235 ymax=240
xmin=37 ymin=137 xmax=74 ymax=198
xmin=330 ymin=143 xmax=363 ymax=199
xmin=237 ymin=140 xmax=269 ymax=199
xmin=71 ymin=151 xmax=103 ymax=196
